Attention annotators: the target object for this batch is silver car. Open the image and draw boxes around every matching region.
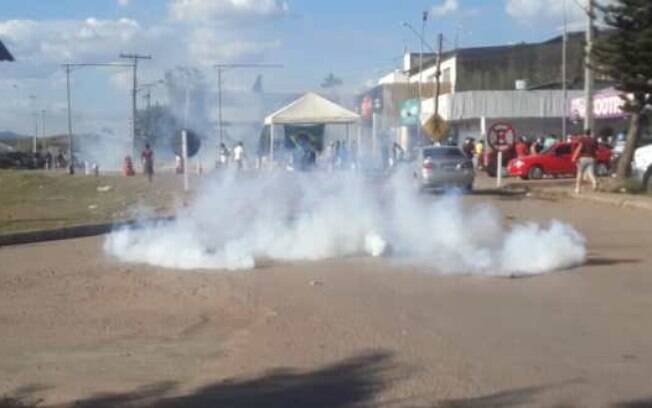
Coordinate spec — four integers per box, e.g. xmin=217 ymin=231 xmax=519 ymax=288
xmin=414 ymin=145 xmax=475 ymax=191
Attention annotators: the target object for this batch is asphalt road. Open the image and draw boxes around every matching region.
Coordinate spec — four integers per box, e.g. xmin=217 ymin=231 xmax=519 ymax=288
xmin=1 ymin=192 xmax=651 ymax=407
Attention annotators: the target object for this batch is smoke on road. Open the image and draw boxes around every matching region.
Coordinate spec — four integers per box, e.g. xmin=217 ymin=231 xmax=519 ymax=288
xmin=104 ymin=170 xmax=586 ymax=276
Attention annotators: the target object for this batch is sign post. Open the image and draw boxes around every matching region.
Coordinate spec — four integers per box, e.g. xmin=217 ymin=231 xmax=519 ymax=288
xmin=497 ymin=151 xmax=503 ymax=188
xmin=182 ymin=130 xmax=189 ymax=192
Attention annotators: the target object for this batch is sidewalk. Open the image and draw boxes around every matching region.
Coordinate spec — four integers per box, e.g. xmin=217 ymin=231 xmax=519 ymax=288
xmin=528 ymin=186 xmax=652 ymax=212
xmin=476 ymin=174 xmax=652 ymax=212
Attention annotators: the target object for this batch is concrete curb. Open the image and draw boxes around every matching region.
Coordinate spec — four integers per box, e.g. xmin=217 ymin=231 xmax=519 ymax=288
xmin=529 ymin=189 xmax=652 ymax=212
xmin=0 ymin=216 xmax=175 ymax=247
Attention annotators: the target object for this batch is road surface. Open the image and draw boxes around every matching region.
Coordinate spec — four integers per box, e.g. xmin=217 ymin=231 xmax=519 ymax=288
xmin=1 ymin=192 xmax=651 ymax=407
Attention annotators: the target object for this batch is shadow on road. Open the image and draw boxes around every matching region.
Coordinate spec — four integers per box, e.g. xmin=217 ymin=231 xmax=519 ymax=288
xmin=585 ymin=257 xmax=642 ymax=267
xmin=432 ymin=385 xmax=551 ymax=408
xmin=614 ymin=398 xmax=652 ymax=408
xmin=4 ymin=350 xmax=395 ymax=408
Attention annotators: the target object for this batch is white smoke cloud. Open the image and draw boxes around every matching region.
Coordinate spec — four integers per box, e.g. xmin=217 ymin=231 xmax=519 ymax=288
xmin=105 ymin=170 xmax=587 ymax=276
xmin=431 ymin=0 xmax=459 ymax=17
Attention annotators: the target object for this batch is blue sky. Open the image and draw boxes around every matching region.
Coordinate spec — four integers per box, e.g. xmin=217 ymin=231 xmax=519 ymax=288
xmin=0 ymin=0 xmax=590 ymax=136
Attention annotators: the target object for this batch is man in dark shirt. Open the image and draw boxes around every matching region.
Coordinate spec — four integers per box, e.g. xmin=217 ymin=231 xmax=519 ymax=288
xmin=141 ymin=143 xmax=154 ymax=182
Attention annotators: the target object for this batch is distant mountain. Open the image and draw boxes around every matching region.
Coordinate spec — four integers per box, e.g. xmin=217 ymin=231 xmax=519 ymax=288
xmin=0 ymin=131 xmax=26 ymax=141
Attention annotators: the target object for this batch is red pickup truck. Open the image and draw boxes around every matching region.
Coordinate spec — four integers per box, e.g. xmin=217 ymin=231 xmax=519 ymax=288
xmin=507 ymin=142 xmax=612 ymax=180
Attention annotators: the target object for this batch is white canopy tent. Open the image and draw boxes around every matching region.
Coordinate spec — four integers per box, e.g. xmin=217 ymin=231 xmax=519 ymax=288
xmin=264 ymin=92 xmax=360 ymax=161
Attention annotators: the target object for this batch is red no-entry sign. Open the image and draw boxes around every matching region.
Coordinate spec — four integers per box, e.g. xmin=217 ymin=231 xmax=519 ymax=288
xmin=488 ymin=122 xmax=516 ymax=152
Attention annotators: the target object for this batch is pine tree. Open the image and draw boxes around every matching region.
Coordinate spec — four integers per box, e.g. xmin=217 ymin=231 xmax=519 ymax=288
xmin=592 ymin=0 xmax=652 ymax=182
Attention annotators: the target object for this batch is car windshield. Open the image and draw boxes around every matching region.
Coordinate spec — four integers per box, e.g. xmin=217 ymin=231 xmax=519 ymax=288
xmin=423 ymin=148 xmax=465 ymax=160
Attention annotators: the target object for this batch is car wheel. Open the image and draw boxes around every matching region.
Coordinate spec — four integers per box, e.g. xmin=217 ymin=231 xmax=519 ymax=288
xmin=527 ymin=166 xmax=544 ymax=180
xmin=596 ymin=162 xmax=609 ymax=177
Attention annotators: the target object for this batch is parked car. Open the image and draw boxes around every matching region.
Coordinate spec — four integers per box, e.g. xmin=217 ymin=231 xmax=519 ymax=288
xmin=0 ymin=151 xmax=38 ymax=169
xmin=413 ymin=145 xmax=474 ymax=191
xmin=507 ymin=142 xmax=612 ymax=180
xmin=482 ymin=145 xmax=516 ymax=177
xmin=611 ymin=133 xmax=652 ymax=174
xmin=633 ymin=144 xmax=652 ymax=192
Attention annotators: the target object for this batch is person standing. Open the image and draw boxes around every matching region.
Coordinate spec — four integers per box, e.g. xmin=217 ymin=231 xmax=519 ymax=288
xmin=572 ymin=129 xmax=598 ymax=194
xmin=515 ymin=137 xmax=530 ymax=157
xmin=218 ymin=143 xmax=230 ymax=168
xmin=531 ymin=137 xmax=545 ymax=155
xmin=474 ymin=140 xmax=484 ymax=169
xmin=141 ymin=143 xmax=154 ymax=182
xmin=233 ymin=141 xmax=246 ymax=171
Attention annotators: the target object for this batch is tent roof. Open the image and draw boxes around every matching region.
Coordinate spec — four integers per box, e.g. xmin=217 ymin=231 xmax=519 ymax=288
xmin=265 ymin=92 xmax=359 ymax=125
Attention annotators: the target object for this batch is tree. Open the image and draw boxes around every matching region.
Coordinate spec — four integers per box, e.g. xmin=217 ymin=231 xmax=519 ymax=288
xmin=592 ymin=0 xmax=652 ymax=182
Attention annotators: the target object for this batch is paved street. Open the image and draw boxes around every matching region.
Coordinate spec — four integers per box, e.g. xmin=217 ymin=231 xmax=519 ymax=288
xmin=1 ymin=192 xmax=651 ymax=407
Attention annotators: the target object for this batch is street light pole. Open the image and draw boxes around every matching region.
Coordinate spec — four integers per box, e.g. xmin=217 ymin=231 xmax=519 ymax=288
xmin=217 ymin=67 xmax=223 ymax=146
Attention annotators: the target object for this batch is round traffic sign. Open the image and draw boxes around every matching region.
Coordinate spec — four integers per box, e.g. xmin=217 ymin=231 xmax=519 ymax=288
xmin=487 ymin=122 xmax=516 ymax=152
xmin=171 ymin=129 xmax=202 ymax=158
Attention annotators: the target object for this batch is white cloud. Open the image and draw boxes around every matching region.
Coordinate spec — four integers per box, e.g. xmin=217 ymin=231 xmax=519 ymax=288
xmin=431 ymin=0 xmax=459 ymax=16
xmin=169 ymin=0 xmax=289 ymax=22
xmin=505 ymin=0 xmax=615 ymax=26
xmin=188 ymin=27 xmax=280 ymax=65
xmin=0 ymin=18 xmax=148 ymax=67
xmin=117 ymin=0 xmax=131 ymax=6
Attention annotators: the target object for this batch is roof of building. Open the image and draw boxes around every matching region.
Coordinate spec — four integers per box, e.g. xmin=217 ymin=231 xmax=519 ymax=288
xmin=406 ymin=32 xmax=589 ymax=76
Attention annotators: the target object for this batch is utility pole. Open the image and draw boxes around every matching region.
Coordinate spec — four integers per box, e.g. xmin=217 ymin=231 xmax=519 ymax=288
xmin=29 ymin=95 xmax=38 ymax=153
xmin=433 ymin=33 xmax=444 ymax=124
xmin=562 ymin=0 xmax=568 ymax=139
xmin=417 ymin=11 xmax=428 ymax=145
xmin=63 ymin=64 xmax=74 ymax=174
xmin=61 ymin=62 xmax=135 ymax=175
xmin=584 ymin=0 xmax=595 ymax=132
xmin=213 ymin=63 xmax=283 ymax=147
xmin=41 ymin=109 xmax=46 ymax=140
xmin=119 ymin=53 xmax=152 ymax=155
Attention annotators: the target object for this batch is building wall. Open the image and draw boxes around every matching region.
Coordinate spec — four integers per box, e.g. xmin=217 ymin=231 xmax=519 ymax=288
xmin=455 ymin=36 xmax=585 ymax=92
xmin=409 ymin=56 xmax=457 ymax=93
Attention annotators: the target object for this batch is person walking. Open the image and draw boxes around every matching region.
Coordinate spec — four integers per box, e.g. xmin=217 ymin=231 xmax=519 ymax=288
xmin=233 ymin=141 xmax=246 ymax=171
xmin=141 ymin=143 xmax=154 ymax=182
xmin=572 ymin=129 xmax=598 ymax=194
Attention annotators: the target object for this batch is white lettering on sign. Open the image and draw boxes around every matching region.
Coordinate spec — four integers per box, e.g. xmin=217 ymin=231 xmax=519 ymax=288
xmin=570 ymin=92 xmax=627 ymax=119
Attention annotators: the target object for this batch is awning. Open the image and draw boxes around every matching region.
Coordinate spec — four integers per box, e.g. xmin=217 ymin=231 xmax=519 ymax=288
xmin=265 ymin=92 xmax=360 ymax=125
